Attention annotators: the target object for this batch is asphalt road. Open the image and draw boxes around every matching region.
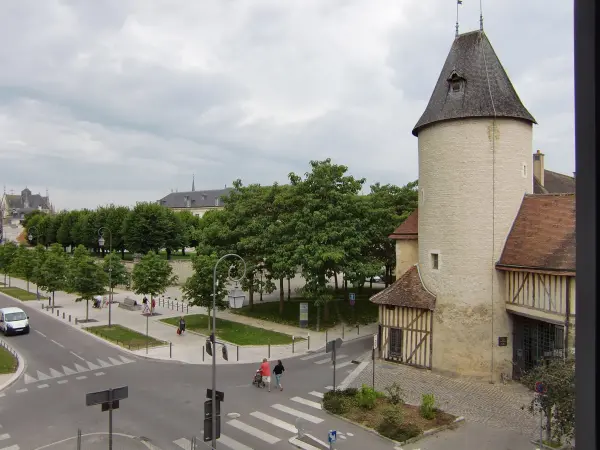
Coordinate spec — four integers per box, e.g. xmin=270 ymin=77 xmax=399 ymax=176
xmin=1 ymin=292 xmax=393 ymax=450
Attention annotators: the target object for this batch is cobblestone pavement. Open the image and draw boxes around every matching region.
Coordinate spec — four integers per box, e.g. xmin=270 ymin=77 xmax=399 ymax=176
xmin=350 ymin=359 xmax=540 ymax=439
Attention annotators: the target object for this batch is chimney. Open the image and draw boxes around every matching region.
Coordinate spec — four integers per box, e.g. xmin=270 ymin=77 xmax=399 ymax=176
xmin=533 ymin=150 xmax=545 ymax=187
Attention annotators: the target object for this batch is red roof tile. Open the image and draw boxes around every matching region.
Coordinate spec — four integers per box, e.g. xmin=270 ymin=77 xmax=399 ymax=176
xmin=370 ymin=265 xmax=436 ymax=310
xmin=389 ymin=209 xmax=418 ymax=240
xmin=497 ymin=194 xmax=575 ymax=273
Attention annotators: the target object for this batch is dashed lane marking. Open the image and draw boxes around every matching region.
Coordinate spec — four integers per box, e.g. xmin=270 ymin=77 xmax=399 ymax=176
xmin=57 ymin=380 xmax=68 ymax=384
xmin=95 ymin=372 xmax=105 ymax=376
xmin=50 ymin=339 xmax=65 ymax=348
xmin=76 ymin=376 xmax=87 ymax=380
xmin=15 ymin=389 xmax=27 ymax=394
xmin=37 ymin=384 xmax=49 ymax=389
xmin=70 ymin=351 xmax=85 ymax=361
xmin=34 ymin=330 xmax=47 ymax=338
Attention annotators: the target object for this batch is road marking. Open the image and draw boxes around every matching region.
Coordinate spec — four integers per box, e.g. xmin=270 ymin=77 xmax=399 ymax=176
xmin=314 ymin=354 xmax=347 ymax=365
xmin=324 ymin=386 xmax=333 ymax=390
xmin=34 ymin=330 xmax=47 ymax=338
xmin=62 ymin=365 xmax=77 ymax=376
xmin=227 ymin=419 xmax=280 ymax=444
xmin=51 ymin=339 xmax=65 ymax=348
xmin=70 ymin=351 xmax=85 ymax=361
xmin=271 ymin=404 xmax=323 ymax=424
xmin=97 ymin=359 xmax=111 ymax=368
xmin=57 ymin=380 xmax=68 ymax=384
xmin=74 ymin=363 xmax=88 ymax=373
xmin=49 ymin=368 xmax=64 ymax=378
xmin=289 ymin=436 xmax=321 ymax=450
xmin=250 ymin=411 xmax=297 ymax=433
xmin=119 ymin=355 xmax=135 ymax=364
xmin=108 ymin=357 xmax=123 ymax=366
xmin=95 ymin=372 xmax=105 ymax=376
xmin=172 ymin=438 xmax=190 ymax=449
xmin=291 ymin=397 xmax=322 ymax=410
xmin=309 ymin=391 xmax=324 ymax=399
xmin=76 ymin=376 xmax=87 ymax=380
xmin=23 ymin=374 xmax=37 ymax=384
xmin=36 ymin=370 xmax=52 ymax=381
xmin=334 ymin=360 xmax=353 ymax=369
xmin=0 ymin=393 xmax=5 ymax=397
xmin=0 ymin=445 xmax=20 ymax=450
xmin=0 ymin=434 xmax=10 ymax=441
xmin=15 ymin=388 xmax=28 ymax=394
xmin=86 ymin=361 xmax=101 ymax=371
xmin=299 ymin=352 xmax=324 ymax=361
xmin=37 ymin=384 xmax=49 ymax=389
xmin=215 ymin=434 xmax=254 ymax=450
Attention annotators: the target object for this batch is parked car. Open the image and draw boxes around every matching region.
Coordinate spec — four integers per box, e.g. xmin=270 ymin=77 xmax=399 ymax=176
xmin=0 ymin=306 xmax=30 ymax=336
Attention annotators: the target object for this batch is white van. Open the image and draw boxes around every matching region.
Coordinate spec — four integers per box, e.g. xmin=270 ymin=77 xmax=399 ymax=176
xmin=0 ymin=307 xmax=30 ymax=336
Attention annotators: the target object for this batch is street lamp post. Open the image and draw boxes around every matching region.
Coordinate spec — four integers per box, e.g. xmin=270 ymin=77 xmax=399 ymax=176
xmin=28 ymin=226 xmax=41 ymax=301
xmin=98 ymin=227 xmax=113 ymax=327
xmin=212 ymin=254 xmax=246 ymax=448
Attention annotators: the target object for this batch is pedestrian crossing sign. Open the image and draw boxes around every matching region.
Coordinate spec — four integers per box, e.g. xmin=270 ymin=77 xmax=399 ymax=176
xmin=328 ymin=430 xmax=337 ymax=443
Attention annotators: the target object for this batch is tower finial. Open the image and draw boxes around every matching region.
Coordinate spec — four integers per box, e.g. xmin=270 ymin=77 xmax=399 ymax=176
xmin=479 ymin=0 xmax=484 ymax=31
xmin=456 ymin=0 xmax=463 ymax=37
xmin=192 ymin=174 xmax=195 ymax=192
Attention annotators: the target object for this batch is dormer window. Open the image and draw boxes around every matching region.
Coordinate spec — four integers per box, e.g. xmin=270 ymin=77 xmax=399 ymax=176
xmin=447 ymin=70 xmax=465 ymax=94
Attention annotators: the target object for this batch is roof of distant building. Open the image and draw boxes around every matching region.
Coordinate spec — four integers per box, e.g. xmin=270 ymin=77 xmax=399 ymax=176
xmin=370 ymin=265 xmax=436 ymax=310
xmin=413 ymin=30 xmax=536 ymax=136
xmin=4 ymin=189 xmax=51 ymax=211
xmin=389 ymin=209 xmax=418 ymax=240
xmin=534 ymin=170 xmax=576 ymax=194
xmin=158 ymin=188 xmax=233 ymax=208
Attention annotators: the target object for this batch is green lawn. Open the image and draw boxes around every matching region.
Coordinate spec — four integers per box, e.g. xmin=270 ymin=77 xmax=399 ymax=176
xmin=0 ymin=287 xmax=41 ymax=301
xmin=85 ymin=325 xmax=165 ymax=350
xmin=0 ymin=345 xmax=18 ymax=374
xmin=161 ymin=314 xmax=299 ymax=345
xmin=230 ymin=288 xmax=381 ymax=331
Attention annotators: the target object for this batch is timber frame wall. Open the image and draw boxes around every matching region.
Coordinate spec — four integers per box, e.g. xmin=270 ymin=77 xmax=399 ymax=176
xmin=378 ymin=305 xmax=433 ymax=369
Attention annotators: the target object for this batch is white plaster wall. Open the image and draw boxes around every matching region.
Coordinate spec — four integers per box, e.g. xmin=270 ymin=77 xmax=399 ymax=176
xmin=417 ymin=117 xmax=533 ymax=380
xmin=395 ymin=240 xmax=419 ymax=279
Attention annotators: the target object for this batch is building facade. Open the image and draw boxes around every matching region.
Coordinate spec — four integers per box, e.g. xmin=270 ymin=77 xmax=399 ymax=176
xmin=372 ymin=30 xmax=575 ymax=382
xmin=1 ymin=188 xmax=53 ymax=243
xmin=157 ymin=177 xmax=232 ymax=218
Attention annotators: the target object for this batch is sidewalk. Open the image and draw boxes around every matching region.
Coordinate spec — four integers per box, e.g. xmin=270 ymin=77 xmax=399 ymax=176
xmin=6 ymin=278 xmax=378 ymax=365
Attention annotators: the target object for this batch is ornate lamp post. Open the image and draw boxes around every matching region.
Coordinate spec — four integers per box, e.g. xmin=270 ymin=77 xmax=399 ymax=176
xmin=211 ymin=254 xmax=246 ymax=448
xmin=28 ymin=225 xmax=41 ymax=301
xmin=98 ymin=227 xmax=113 ymax=327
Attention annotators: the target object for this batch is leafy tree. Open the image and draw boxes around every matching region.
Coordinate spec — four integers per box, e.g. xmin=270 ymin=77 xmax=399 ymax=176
xmin=521 ymin=357 xmax=575 ymax=446
xmin=22 ymin=210 xmax=45 ymax=229
xmin=37 ymin=244 xmax=68 ymax=310
xmin=163 ymin=209 xmax=185 ymax=259
xmin=46 ymin=212 xmax=64 ymax=246
xmin=131 ymin=251 xmax=178 ymax=300
xmin=0 ymin=241 xmax=18 ymax=286
xmin=102 ymin=252 xmax=129 ymax=292
xmin=123 ymin=202 xmax=172 ymax=255
xmin=97 ymin=205 xmax=130 ymax=257
xmin=57 ymin=210 xmax=80 ymax=251
xmin=31 ymin=244 xmax=48 ymax=299
xmin=24 ymin=213 xmax=49 ymax=247
xmin=66 ymin=245 xmax=107 ymax=321
xmin=71 ymin=209 xmax=100 ymax=251
xmin=10 ymin=245 xmax=37 ymax=292
xmin=178 ymin=210 xmax=201 ymax=255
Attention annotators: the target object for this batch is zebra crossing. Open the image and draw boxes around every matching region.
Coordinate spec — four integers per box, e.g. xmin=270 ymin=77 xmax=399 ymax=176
xmin=172 ymin=389 xmax=351 ymax=450
xmin=299 ymin=351 xmax=356 ymax=371
xmin=23 ymin=355 xmax=135 ymax=385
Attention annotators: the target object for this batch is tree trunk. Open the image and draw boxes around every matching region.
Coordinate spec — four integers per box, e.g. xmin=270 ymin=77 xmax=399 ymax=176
xmin=323 ymin=301 xmax=330 ymax=322
xmin=182 ymin=247 xmax=186 ymax=256
xmin=344 ymin=278 xmax=349 ymax=300
xmin=121 ymin=248 xmax=125 ymax=258
xmin=27 ymin=280 xmax=29 ymax=292
xmin=279 ymin=277 xmax=284 ymax=316
xmin=249 ymin=274 xmax=255 ymax=310
xmin=369 ymin=278 xmax=373 ymax=289
xmin=334 ymin=272 xmax=339 ymax=290
xmin=287 ymin=277 xmax=291 ymax=301
xmin=52 ymin=291 xmax=55 ymax=310
xmin=259 ymin=273 xmax=263 ymax=302
xmin=86 ymin=300 xmax=89 ymax=322
xmin=166 ymin=248 xmax=172 ymax=260
xmin=8 ymin=275 xmax=11 ymax=287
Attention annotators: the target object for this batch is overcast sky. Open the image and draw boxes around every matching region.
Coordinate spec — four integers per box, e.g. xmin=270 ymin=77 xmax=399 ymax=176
xmin=0 ymin=0 xmax=574 ymax=211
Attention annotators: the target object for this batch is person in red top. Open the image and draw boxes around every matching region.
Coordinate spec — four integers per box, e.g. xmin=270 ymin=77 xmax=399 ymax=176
xmin=259 ymin=358 xmax=271 ymax=392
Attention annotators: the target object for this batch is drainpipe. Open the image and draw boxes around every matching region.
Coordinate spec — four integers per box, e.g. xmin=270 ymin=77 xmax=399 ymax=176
xmin=564 ymin=277 xmax=571 ymax=355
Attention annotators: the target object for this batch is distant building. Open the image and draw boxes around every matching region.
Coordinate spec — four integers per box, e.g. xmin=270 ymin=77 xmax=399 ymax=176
xmin=158 ymin=177 xmax=232 ymax=218
xmin=1 ymin=187 xmax=54 ymax=243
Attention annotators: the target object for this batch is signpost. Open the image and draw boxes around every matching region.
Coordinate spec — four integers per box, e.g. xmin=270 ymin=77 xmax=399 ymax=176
xmin=534 ymin=381 xmax=547 ymax=447
xmin=299 ymin=303 xmax=309 ymax=328
xmin=372 ymin=334 xmax=378 ymax=389
xmin=349 ymin=293 xmax=355 ymax=306
xmin=328 ymin=430 xmax=337 ymax=450
xmin=86 ymin=386 xmax=129 ymax=450
xmin=326 ymin=338 xmax=343 ymax=391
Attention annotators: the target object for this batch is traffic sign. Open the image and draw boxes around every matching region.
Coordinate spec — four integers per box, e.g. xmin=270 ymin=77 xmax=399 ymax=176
xmin=206 ymin=389 xmax=225 ymax=402
xmin=534 ymin=381 xmax=547 ymax=394
xmin=373 ymin=334 xmax=378 ymax=349
xmin=349 ymin=293 xmax=355 ymax=306
xmin=328 ymin=430 xmax=337 ymax=444
xmin=86 ymin=386 xmax=128 ymax=406
xmin=326 ymin=338 xmax=343 ymax=353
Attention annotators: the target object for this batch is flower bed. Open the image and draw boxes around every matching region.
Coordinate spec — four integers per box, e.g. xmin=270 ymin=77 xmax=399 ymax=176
xmin=322 ymin=384 xmax=457 ymax=443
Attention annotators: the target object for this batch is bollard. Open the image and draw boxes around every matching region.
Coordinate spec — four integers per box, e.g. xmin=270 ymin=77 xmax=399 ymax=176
xmin=41 ymin=303 xmax=43 ymax=310
xmin=203 ymin=346 xmax=205 ymax=362
xmin=268 ymin=343 xmax=271 ymax=359
xmin=69 ymin=315 xmax=71 ymax=322
xmin=326 ymin=330 xmax=328 ymax=342
xmin=62 ymin=312 xmax=65 ymax=319
xmin=357 ymin=324 xmax=360 ymax=335
xmin=342 ymin=326 xmax=345 ymax=339
xmin=292 ymin=336 xmax=295 ymax=353
xmin=75 ymin=318 xmax=78 ymax=325
xmin=170 ymin=342 xmax=172 ymax=358
xmin=186 ymin=304 xmax=189 ymax=314
xmin=308 ymin=334 xmax=310 ymax=350
xmin=57 ymin=310 xmax=60 ymax=317
xmin=237 ymin=346 xmax=239 ymax=362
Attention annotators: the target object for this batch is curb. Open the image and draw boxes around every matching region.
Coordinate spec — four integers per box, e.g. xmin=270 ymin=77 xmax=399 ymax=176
xmin=0 ymin=338 xmax=27 ymax=392
xmin=288 ymin=433 xmax=329 ymax=450
xmin=321 ymin=407 xmax=465 ymax=446
xmin=33 ymin=432 xmax=163 ymax=450
xmin=529 ymin=439 xmax=573 ymax=450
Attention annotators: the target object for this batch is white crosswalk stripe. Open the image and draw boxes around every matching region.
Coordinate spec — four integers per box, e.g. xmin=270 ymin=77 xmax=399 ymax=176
xmin=227 ymin=419 xmax=280 ymax=444
xmin=0 ymin=434 xmax=11 ymax=441
xmin=314 ymin=354 xmax=347 ymax=365
xmin=0 ymin=445 xmax=20 ymax=450
xmin=249 ymin=411 xmax=297 ymax=433
xmin=218 ymin=434 xmax=254 ymax=450
xmin=308 ymin=391 xmax=324 ymax=399
xmin=334 ymin=360 xmax=353 ymax=369
xmin=299 ymin=352 xmax=325 ymax=361
xmin=271 ymin=404 xmax=323 ymax=424
xmin=172 ymin=438 xmax=192 ymax=449
xmin=290 ymin=396 xmax=322 ymax=410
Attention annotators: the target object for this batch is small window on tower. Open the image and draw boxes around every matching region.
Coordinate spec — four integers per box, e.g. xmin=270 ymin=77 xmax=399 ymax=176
xmin=522 ymin=163 xmax=528 ymax=178
xmin=431 ymin=253 xmax=439 ymax=270
xmin=451 ymin=80 xmax=461 ymax=92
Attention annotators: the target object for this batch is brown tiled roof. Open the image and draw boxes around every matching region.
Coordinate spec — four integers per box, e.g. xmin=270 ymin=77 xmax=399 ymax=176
xmin=370 ymin=265 xmax=436 ymax=310
xmin=497 ymin=194 xmax=575 ymax=273
xmin=389 ymin=209 xmax=418 ymax=240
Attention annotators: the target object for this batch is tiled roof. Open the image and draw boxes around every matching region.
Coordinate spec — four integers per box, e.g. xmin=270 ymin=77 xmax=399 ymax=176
xmin=158 ymin=188 xmax=233 ymax=208
xmin=497 ymin=194 xmax=575 ymax=273
xmin=370 ymin=265 xmax=436 ymax=310
xmin=413 ymin=30 xmax=536 ymax=136
xmin=389 ymin=209 xmax=418 ymax=240
xmin=533 ymin=170 xmax=575 ymax=194
xmin=5 ymin=193 xmax=50 ymax=211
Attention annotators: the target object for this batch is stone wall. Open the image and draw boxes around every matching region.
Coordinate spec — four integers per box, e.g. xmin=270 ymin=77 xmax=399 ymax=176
xmin=123 ymin=259 xmax=194 ymax=286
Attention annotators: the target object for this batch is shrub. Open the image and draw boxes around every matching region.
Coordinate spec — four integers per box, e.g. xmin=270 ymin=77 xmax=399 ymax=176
xmin=385 ymin=382 xmax=405 ymax=405
xmin=341 ymin=387 xmax=358 ymax=397
xmin=355 ymin=384 xmax=384 ymax=410
xmin=377 ymin=407 xmax=421 ymax=443
xmin=420 ymin=393 xmax=436 ymax=420
xmin=323 ymin=394 xmax=356 ymax=415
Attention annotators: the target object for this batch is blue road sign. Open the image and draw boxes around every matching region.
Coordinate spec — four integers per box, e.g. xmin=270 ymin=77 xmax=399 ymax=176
xmin=328 ymin=430 xmax=337 ymax=443
xmin=349 ymin=293 xmax=355 ymax=301
xmin=534 ymin=381 xmax=547 ymax=394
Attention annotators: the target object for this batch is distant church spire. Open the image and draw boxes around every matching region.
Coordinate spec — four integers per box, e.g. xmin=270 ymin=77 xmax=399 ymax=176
xmin=455 ymin=0 xmax=462 ymax=37
xmin=479 ymin=0 xmax=484 ymax=31
xmin=192 ymin=174 xmax=195 ymax=192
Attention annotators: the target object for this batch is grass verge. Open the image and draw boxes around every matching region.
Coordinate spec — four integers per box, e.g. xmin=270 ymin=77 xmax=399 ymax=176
xmin=0 ymin=287 xmax=40 ymax=301
xmin=161 ymin=314 xmax=300 ymax=345
xmin=85 ymin=324 xmax=166 ymax=350
xmin=230 ymin=288 xmax=380 ymax=330
xmin=323 ymin=385 xmax=457 ymax=443
xmin=0 ymin=345 xmax=18 ymax=374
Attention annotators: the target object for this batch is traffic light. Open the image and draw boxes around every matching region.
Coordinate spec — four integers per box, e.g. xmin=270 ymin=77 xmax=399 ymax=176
xmin=222 ymin=345 xmax=228 ymax=361
xmin=205 ymin=339 xmax=212 ymax=356
xmin=203 ymin=399 xmax=221 ymax=441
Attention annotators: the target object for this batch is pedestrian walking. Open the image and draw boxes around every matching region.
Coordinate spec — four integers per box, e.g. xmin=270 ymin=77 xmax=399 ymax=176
xmin=273 ymin=360 xmax=285 ymax=391
xmin=142 ymin=296 xmax=150 ymax=314
xmin=151 ymin=298 xmax=156 ymax=315
xmin=179 ymin=316 xmax=186 ymax=335
xmin=260 ymin=358 xmax=271 ymax=392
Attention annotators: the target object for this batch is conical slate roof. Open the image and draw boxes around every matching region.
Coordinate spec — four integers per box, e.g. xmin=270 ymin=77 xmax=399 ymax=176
xmin=412 ymin=30 xmax=536 ymax=137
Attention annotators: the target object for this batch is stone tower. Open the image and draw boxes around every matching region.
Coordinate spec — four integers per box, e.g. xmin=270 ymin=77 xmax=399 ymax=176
xmin=412 ymin=30 xmax=536 ymax=380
